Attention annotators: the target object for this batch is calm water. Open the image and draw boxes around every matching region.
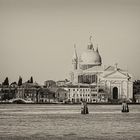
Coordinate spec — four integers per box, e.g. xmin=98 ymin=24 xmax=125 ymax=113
xmin=0 ymin=104 xmax=140 ymax=140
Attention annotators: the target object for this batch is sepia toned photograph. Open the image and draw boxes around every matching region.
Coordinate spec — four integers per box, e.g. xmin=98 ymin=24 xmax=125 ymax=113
xmin=0 ymin=0 xmax=140 ymax=140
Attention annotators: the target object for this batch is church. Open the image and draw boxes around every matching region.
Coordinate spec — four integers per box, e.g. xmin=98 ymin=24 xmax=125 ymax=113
xmin=67 ymin=37 xmax=133 ymax=103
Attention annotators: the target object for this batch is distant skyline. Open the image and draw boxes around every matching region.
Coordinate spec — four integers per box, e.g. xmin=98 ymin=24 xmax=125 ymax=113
xmin=0 ymin=0 xmax=140 ymax=84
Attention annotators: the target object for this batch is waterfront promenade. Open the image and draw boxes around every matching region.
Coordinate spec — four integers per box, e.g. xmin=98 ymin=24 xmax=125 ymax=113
xmin=0 ymin=104 xmax=140 ymax=140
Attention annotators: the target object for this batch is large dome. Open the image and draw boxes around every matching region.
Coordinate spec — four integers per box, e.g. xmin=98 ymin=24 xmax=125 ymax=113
xmin=79 ymin=42 xmax=102 ymax=69
xmin=80 ymin=49 xmax=102 ymax=65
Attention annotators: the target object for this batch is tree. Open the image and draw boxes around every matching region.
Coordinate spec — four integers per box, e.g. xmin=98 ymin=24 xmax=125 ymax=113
xmin=26 ymin=77 xmax=33 ymax=83
xmin=2 ymin=77 xmax=9 ymax=86
xmin=18 ymin=76 xmax=22 ymax=86
xmin=30 ymin=76 xmax=33 ymax=83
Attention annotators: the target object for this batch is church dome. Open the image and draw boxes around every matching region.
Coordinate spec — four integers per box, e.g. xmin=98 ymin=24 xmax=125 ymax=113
xmin=80 ymin=39 xmax=102 ymax=68
xmin=80 ymin=49 xmax=102 ymax=65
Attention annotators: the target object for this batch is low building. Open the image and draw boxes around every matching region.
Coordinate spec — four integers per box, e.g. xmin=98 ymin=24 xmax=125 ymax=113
xmin=65 ymin=84 xmax=92 ymax=103
xmin=0 ymin=85 xmax=17 ymax=101
xmin=64 ymin=84 xmax=108 ymax=103
xmin=55 ymin=88 xmax=68 ymax=103
xmin=16 ymin=83 xmax=57 ymax=103
xmin=38 ymin=88 xmax=55 ymax=103
xmin=17 ymin=83 xmax=38 ymax=102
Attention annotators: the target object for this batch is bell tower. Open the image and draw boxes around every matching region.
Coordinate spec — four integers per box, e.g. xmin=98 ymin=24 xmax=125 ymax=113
xmin=72 ymin=44 xmax=78 ymax=70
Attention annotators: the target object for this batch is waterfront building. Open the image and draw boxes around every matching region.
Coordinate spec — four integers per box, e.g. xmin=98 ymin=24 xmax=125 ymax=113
xmin=0 ymin=84 xmax=17 ymax=101
xmin=55 ymin=88 xmax=68 ymax=103
xmin=17 ymin=82 xmax=39 ymax=102
xmin=38 ymin=88 xmax=56 ymax=103
xmin=66 ymin=85 xmax=91 ymax=103
xmin=67 ymin=37 xmax=133 ymax=103
xmin=15 ymin=82 xmax=67 ymax=103
xmin=17 ymin=83 xmax=57 ymax=103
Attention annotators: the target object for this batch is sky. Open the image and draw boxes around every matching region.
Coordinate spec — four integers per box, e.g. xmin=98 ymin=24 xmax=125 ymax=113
xmin=0 ymin=0 xmax=140 ymax=84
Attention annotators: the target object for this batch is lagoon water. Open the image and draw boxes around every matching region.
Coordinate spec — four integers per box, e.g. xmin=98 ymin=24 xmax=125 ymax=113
xmin=0 ymin=104 xmax=140 ymax=140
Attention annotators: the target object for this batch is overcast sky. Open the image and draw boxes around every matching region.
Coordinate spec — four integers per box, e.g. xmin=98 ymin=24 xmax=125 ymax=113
xmin=0 ymin=0 xmax=140 ymax=84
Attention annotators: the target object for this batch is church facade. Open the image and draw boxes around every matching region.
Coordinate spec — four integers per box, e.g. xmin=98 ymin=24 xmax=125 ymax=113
xmin=67 ymin=38 xmax=133 ymax=103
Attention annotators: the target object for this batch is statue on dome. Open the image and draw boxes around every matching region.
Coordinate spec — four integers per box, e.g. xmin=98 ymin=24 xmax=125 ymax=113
xmin=87 ymin=36 xmax=94 ymax=50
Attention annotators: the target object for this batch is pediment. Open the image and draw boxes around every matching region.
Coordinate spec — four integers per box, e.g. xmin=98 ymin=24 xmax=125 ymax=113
xmin=103 ymin=70 xmax=129 ymax=79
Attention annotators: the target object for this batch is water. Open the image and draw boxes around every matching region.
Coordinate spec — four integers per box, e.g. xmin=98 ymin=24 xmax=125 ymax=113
xmin=0 ymin=104 xmax=140 ymax=140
